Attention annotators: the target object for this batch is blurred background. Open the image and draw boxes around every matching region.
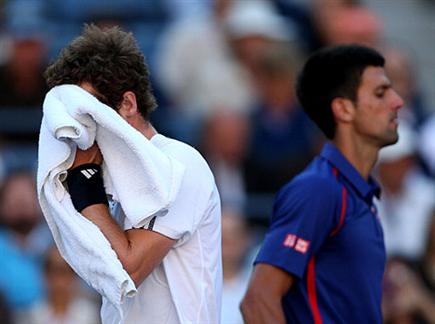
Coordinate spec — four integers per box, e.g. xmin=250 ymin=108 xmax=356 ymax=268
xmin=0 ymin=0 xmax=434 ymax=323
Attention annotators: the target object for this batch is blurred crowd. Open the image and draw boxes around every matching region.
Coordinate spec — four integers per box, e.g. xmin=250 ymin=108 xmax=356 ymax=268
xmin=0 ymin=0 xmax=434 ymax=323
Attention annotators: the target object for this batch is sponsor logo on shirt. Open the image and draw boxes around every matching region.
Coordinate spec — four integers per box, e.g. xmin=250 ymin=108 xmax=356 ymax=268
xmin=283 ymin=234 xmax=310 ymax=254
xmin=295 ymin=238 xmax=310 ymax=254
xmin=283 ymin=234 xmax=297 ymax=248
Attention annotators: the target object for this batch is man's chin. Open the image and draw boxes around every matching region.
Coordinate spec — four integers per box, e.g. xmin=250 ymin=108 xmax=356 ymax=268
xmin=381 ymin=133 xmax=399 ymax=148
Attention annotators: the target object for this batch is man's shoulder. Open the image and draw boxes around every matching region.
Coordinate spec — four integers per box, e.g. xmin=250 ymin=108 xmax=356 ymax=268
xmin=283 ymin=167 xmax=340 ymax=195
xmin=271 ymin=168 xmax=343 ymax=226
xmin=276 ymin=165 xmax=342 ymax=208
xmin=152 ymin=135 xmax=205 ymax=163
xmin=151 ymin=134 xmax=202 ymax=158
xmin=152 ymin=134 xmax=215 ymax=183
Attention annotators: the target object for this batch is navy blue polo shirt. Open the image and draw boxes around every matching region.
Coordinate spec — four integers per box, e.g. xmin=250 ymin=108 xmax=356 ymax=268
xmin=255 ymin=143 xmax=386 ymax=324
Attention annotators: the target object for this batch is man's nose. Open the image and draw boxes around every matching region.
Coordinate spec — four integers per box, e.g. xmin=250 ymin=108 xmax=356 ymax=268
xmin=392 ymin=90 xmax=404 ymax=112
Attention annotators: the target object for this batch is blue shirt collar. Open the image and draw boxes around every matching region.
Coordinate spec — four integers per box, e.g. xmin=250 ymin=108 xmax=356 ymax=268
xmin=320 ymin=143 xmax=381 ymax=202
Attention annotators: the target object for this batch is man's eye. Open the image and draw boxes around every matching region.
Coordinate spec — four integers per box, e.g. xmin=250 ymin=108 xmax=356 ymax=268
xmin=375 ymin=91 xmax=385 ymax=98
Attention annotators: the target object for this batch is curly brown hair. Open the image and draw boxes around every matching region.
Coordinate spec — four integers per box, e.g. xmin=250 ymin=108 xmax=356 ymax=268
xmin=44 ymin=24 xmax=156 ymax=119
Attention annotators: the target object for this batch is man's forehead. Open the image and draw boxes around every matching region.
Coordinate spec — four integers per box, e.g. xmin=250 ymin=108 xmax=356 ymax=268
xmin=361 ymin=66 xmax=390 ymax=87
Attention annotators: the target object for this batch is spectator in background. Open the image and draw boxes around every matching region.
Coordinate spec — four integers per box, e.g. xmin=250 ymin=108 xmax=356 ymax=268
xmin=377 ymin=122 xmax=435 ymax=261
xmin=0 ymin=33 xmax=48 ymax=108
xmin=311 ymin=0 xmax=383 ymax=48
xmin=224 ymin=0 xmax=293 ymax=76
xmin=156 ymin=0 xmax=247 ymax=114
xmin=155 ymin=0 xmax=292 ymax=143
xmin=272 ymin=0 xmax=320 ymax=53
xmin=221 ymin=208 xmax=253 ymax=324
xmin=0 ymin=1 xmax=48 ymax=107
xmin=201 ymin=109 xmax=250 ymax=212
xmin=244 ymin=43 xmax=320 ymax=195
xmin=0 ymin=171 xmax=51 ymax=314
xmin=154 ymin=0 xmax=248 ymax=143
xmin=383 ymin=257 xmax=435 ymax=324
xmin=25 ymin=246 xmax=100 ymax=324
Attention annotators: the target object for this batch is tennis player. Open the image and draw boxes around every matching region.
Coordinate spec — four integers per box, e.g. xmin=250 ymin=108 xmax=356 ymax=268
xmin=241 ymin=44 xmax=404 ymax=324
xmin=44 ymin=25 xmax=222 ymax=324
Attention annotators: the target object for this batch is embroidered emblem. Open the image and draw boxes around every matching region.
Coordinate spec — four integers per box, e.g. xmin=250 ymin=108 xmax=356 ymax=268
xmin=283 ymin=234 xmax=310 ymax=254
xmin=295 ymin=238 xmax=310 ymax=254
xmin=283 ymin=234 xmax=297 ymax=248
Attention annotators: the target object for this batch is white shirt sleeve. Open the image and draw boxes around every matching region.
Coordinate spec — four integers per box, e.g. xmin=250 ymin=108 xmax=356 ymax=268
xmin=123 ymin=169 xmax=214 ymax=249
xmin=122 ymin=135 xmax=217 ymax=248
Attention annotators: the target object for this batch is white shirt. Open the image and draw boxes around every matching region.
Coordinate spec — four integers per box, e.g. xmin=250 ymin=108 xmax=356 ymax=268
xmin=27 ymin=297 xmax=100 ymax=324
xmin=221 ymin=270 xmax=250 ymax=324
xmin=156 ymin=16 xmax=256 ymax=117
xmin=378 ymin=169 xmax=435 ymax=259
xmin=102 ymin=134 xmax=222 ymax=324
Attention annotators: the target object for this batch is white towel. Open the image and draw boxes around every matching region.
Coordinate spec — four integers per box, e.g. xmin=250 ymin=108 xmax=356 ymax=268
xmin=37 ymin=84 xmax=185 ymax=319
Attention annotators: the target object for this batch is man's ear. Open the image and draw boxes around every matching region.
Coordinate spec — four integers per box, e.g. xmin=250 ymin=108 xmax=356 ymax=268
xmin=331 ymin=97 xmax=355 ymax=123
xmin=118 ymin=91 xmax=138 ymax=119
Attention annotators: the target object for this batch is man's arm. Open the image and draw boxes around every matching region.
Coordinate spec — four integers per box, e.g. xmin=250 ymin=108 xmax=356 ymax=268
xmin=81 ymin=204 xmax=175 ymax=286
xmin=240 ymin=263 xmax=295 ymax=324
xmin=70 ymin=145 xmax=176 ymax=287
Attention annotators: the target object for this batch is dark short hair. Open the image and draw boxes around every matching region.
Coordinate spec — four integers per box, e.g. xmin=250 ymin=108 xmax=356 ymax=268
xmin=296 ymin=44 xmax=385 ymax=139
xmin=44 ymin=24 xmax=156 ymax=120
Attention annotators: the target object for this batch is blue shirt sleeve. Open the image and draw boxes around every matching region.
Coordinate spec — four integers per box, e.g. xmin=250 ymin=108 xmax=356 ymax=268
xmin=255 ymin=174 xmax=341 ymax=279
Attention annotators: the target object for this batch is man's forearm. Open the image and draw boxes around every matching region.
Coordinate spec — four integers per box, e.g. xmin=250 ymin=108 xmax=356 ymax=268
xmin=67 ymin=146 xmax=175 ymax=288
xmin=79 ymin=203 xmax=175 ymax=287
xmin=80 ymin=204 xmax=145 ymax=285
xmin=241 ymin=294 xmax=286 ymax=324
xmin=81 ymin=204 xmax=133 ymax=269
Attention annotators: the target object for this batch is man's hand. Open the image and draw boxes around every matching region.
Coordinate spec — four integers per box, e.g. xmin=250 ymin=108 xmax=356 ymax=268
xmin=71 ymin=143 xmax=103 ymax=169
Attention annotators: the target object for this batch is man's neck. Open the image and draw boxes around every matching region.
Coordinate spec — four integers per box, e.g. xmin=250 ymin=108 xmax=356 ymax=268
xmin=129 ymin=114 xmax=157 ymax=140
xmin=332 ymin=133 xmax=379 ymax=180
xmin=142 ymin=122 xmax=157 ymax=140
